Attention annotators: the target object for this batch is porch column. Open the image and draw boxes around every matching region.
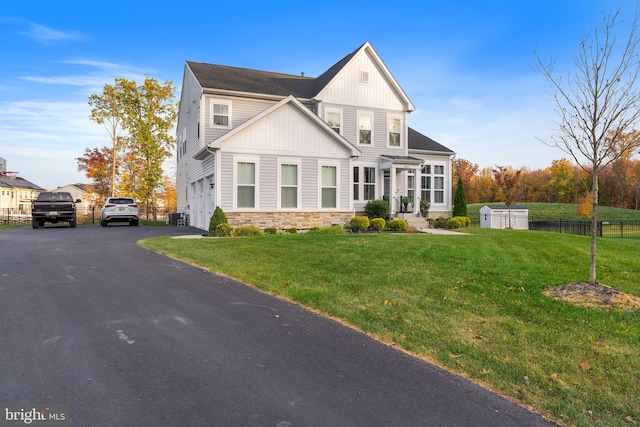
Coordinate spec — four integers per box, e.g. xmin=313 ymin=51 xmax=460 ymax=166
xmin=413 ymin=166 xmax=420 ymax=214
xmin=390 ymin=166 xmax=397 ymax=215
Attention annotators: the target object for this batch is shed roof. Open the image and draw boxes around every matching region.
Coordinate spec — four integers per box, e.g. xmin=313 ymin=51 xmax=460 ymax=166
xmin=481 ymin=204 xmax=528 ymax=210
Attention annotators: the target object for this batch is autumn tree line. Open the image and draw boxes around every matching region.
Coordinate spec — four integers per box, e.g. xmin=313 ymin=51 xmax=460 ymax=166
xmin=453 ymin=152 xmax=640 ymax=211
xmin=76 ymin=77 xmax=177 ymax=220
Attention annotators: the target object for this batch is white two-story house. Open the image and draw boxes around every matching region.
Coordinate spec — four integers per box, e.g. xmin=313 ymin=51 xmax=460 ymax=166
xmin=176 ymin=42 xmax=455 ymax=230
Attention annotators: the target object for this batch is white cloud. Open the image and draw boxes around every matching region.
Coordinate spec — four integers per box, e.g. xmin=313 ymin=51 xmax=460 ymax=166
xmin=18 ymin=21 xmax=87 ymax=44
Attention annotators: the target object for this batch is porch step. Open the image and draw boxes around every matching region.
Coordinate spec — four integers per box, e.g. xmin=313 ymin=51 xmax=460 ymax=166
xmin=394 ymin=213 xmax=428 ymax=230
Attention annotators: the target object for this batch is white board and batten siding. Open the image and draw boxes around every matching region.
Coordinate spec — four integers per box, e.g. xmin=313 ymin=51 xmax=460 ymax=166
xmin=318 ymin=49 xmax=406 ymax=111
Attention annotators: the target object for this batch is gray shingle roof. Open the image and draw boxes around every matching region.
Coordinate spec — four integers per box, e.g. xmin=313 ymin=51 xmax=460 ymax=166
xmin=408 ymin=127 xmax=455 ymax=154
xmin=187 ymin=61 xmax=318 ymax=98
xmin=187 ymin=42 xmax=363 ymax=99
xmin=0 ymin=176 xmax=45 ymax=191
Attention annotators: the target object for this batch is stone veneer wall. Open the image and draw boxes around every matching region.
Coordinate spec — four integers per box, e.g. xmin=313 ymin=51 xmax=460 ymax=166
xmin=226 ymin=211 xmax=354 ymax=230
xmin=427 ymin=210 xmax=452 ymax=219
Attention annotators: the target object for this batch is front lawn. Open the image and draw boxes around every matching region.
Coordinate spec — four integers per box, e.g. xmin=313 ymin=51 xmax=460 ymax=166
xmin=140 ymin=229 xmax=640 ymax=427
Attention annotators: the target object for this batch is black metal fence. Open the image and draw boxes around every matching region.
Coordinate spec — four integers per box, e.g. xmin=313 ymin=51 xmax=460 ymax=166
xmin=529 ymin=220 xmax=640 ymax=238
xmin=1 ymin=206 xmax=175 ymax=225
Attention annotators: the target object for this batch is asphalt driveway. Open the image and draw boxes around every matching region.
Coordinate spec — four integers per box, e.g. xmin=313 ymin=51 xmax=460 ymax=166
xmin=0 ymin=224 xmax=555 ymax=426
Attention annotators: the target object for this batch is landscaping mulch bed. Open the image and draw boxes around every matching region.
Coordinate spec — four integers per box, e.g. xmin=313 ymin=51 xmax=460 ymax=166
xmin=545 ymin=281 xmax=640 ymax=310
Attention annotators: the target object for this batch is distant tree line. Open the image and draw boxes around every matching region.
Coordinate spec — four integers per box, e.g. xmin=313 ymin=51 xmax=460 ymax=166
xmin=453 ymin=151 xmax=640 ymax=210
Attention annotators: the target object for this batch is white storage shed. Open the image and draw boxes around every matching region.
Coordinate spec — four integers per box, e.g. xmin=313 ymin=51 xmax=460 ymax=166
xmin=479 ymin=205 xmax=529 ymax=230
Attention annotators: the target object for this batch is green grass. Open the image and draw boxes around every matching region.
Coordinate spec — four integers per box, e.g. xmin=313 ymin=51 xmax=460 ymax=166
xmin=139 ymin=229 xmax=640 ymax=426
xmin=468 ymin=203 xmax=640 ymax=223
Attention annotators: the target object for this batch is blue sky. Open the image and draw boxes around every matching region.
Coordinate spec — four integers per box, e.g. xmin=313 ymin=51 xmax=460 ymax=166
xmin=0 ymin=0 xmax=633 ymax=189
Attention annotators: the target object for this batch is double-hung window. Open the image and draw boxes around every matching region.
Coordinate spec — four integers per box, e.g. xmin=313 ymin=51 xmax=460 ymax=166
xmin=326 ymin=108 xmax=342 ymax=134
xmin=321 ymin=165 xmax=337 ymax=209
xmin=236 ymin=161 xmax=256 ymax=208
xmin=421 ymin=165 xmax=431 ymax=203
xmin=358 ymin=112 xmax=373 ymax=145
xmin=388 ymin=116 xmax=401 ymax=147
xmin=280 ymin=162 xmax=299 ymax=209
xmin=434 ymin=165 xmax=445 ymax=203
xmin=210 ymin=99 xmax=231 ymax=128
xmin=363 ymin=167 xmax=376 ymax=200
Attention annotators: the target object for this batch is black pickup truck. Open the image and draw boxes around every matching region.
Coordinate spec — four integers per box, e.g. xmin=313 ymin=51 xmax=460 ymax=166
xmin=31 ymin=192 xmax=81 ymax=228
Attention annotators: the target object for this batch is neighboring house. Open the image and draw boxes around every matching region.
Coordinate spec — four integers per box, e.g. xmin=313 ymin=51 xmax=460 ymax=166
xmin=53 ymin=183 xmax=99 ymax=210
xmin=176 ymin=42 xmax=455 ymax=230
xmin=0 ymin=172 xmax=44 ymax=212
xmin=479 ymin=205 xmax=529 ymax=230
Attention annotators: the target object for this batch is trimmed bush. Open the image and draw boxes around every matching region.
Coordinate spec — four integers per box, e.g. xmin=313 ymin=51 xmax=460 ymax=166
xmin=453 ymin=216 xmax=471 ymax=228
xmin=264 ymin=227 xmax=278 ymax=235
xmin=232 ymin=226 xmax=264 ymax=237
xmin=208 ymin=206 xmax=228 ymax=235
xmin=285 ymin=228 xmax=298 ymax=234
xmin=370 ymin=217 xmax=386 ymax=231
xmin=350 ymin=216 xmax=370 ymax=232
xmin=446 ymin=217 xmax=463 ymax=229
xmin=364 ymin=199 xmax=389 ymax=219
xmin=215 ymin=223 xmax=233 ymax=237
xmin=306 ymin=225 xmax=347 ymax=235
xmin=433 ymin=217 xmax=448 ymax=229
xmin=386 ymin=219 xmax=407 ymax=231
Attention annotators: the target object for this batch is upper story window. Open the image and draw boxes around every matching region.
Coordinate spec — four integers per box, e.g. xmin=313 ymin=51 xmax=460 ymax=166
xmin=388 ymin=116 xmax=401 ymax=147
xmin=210 ymin=99 xmax=232 ymax=128
xmin=358 ymin=112 xmax=373 ymax=145
xmin=326 ymin=108 xmax=342 ymax=134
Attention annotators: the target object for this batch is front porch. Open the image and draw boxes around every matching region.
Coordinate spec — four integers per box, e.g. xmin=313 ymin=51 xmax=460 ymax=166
xmin=381 ymin=155 xmax=424 ymax=217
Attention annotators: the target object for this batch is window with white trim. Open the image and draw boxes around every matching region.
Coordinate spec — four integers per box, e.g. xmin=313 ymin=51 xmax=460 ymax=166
xmin=326 ymin=108 xmax=342 ymax=134
xmin=353 ymin=165 xmax=377 ymax=201
xmin=280 ymin=163 xmax=299 ymax=209
xmin=358 ymin=112 xmax=373 ymax=145
xmin=363 ymin=167 xmax=376 ymax=200
xmin=321 ymin=165 xmax=337 ymax=209
xmin=210 ymin=99 xmax=231 ymax=128
xmin=421 ymin=165 xmax=431 ymax=203
xmin=434 ymin=165 xmax=445 ymax=204
xmin=236 ymin=161 xmax=256 ymax=208
xmin=388 ymin=116 xmax=401 ymax=147
xmin=353 ymin=166 xmax=360 ymax=200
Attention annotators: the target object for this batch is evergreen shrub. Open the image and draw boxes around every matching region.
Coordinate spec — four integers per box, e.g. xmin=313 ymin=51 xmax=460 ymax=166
xmin=350 ymin=216 xmax=370 ymax=232
xmin=370 ymin=217 xmax=386 ymax=231
xmin=364 ymin=199 xmax=389 ymax=219
xmin=208 ymin=206 xmax=228 ymax=236
xmin=386 ymin=219 xmax=407 ymax=231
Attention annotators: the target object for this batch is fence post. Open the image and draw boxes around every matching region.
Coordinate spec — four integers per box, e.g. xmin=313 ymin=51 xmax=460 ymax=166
xmin=621 ymin=221 xmax=624 ymax=238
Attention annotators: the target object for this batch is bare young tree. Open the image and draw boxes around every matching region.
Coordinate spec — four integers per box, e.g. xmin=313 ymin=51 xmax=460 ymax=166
xmin=536 ymin=8 xmax=640 ymax=285
xmin=492 ymin=165 xmax=523 ymax=229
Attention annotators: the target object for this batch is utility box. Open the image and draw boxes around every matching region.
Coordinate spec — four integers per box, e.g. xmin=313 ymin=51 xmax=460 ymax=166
xmin=479 ymin=205 xmax=529 ymax=230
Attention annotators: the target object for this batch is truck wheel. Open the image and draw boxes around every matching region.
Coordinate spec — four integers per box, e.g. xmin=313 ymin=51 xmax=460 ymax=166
xmin=32 ymin=218 xmax=39 ymax=229
xmin=69 ymin=220 xmax=76 ymax=228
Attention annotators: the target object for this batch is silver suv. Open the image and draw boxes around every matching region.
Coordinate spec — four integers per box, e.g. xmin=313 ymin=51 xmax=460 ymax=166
xmin=100 ymin=197 xmax=139 ymax=226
